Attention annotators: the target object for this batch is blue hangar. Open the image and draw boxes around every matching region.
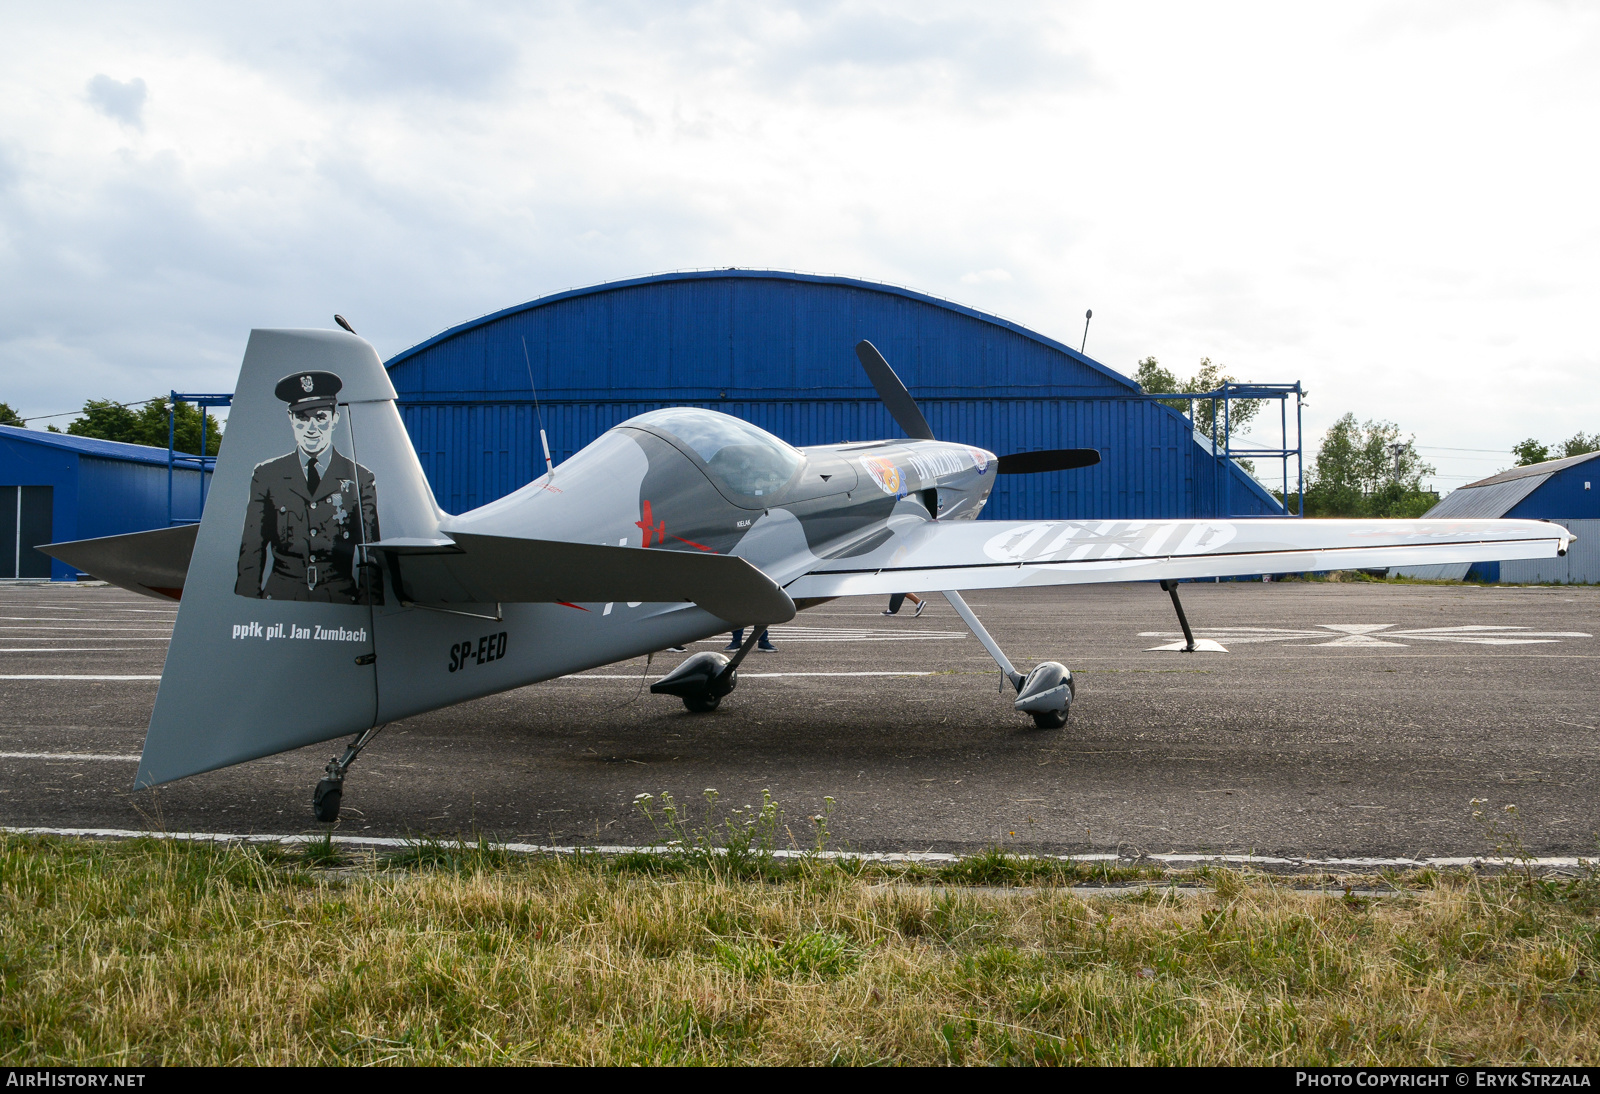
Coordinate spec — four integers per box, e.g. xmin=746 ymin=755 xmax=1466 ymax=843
xmin=0 ymin=426 xmax=210 ymax=581
xmin=1396 ymin=449 xmax=1600 ymax=585
xmin=385 ymin=270 xmax=1283 ymax=522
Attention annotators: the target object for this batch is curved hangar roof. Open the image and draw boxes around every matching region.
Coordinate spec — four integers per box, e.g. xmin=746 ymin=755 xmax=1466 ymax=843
xmin=385 ymin=269 xmax=1282 ymax=520
xmin=388 ymin=268 xmax=1134 ymax=401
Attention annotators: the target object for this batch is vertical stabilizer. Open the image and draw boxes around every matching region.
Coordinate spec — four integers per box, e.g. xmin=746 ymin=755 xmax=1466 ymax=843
xmin=135 ymin=329 xmax=441 ymax=788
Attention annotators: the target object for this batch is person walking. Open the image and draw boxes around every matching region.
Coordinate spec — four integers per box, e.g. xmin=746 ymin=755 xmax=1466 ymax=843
xmin=883 ymin=592 xmax=925 ymax=617
xmin=726 ymin=628 xmax=778 ymax=652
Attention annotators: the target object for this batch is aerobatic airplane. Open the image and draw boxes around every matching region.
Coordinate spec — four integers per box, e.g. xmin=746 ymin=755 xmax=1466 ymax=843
xmin=44 ymin=328 xmax=1573 ymax=821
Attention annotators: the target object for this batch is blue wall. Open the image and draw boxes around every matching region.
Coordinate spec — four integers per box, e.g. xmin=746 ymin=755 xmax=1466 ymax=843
xmin=77 ymin=456 xmax=207 ymax=540
xmin=1507 ymin=461 xmax=1600 ymax=520
xmin=387 ymin=271 xmax=1283 ymax=520
xmin=0 ymin=427 xmax=208 ymax=580
xmin=0 ymin=431 xmax=77 ymax=580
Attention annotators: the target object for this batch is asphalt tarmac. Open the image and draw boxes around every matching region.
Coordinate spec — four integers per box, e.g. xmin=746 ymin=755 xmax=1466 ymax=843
xmin=1 ymin=579 xmax=1597 ymax=858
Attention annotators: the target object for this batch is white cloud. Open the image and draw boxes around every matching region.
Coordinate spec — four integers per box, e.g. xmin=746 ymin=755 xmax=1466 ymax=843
xmin=0 ymin=0 xmax=1595 ymax=491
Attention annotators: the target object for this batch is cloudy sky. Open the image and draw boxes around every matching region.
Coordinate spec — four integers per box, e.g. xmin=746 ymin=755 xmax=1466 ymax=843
xmin=2 ymin=1 xmax=1596 ymax=489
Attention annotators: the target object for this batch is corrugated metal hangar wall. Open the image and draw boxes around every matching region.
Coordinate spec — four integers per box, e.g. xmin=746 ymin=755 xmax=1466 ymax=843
xmin=0 ymin=426 xmax=210 ymax=581
xmin=384 ymin=270 xmax=1283 ymax=521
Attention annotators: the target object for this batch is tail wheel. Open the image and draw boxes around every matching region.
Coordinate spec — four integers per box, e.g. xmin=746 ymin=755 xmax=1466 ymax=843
xmin=683 ymin=694 xmax=722 ymax=713
xmin=312 ymin=778 xmax=343 ymax=822
xmin=1030 ymin=709 xmax=1068 ymax=730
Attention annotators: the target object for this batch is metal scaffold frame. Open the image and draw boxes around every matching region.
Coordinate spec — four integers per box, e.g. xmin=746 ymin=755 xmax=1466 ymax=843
xmin=167 ymin=391 xmax=232 ymax=526
xmin=1140 ymin=382 xmax=1305 ymax=518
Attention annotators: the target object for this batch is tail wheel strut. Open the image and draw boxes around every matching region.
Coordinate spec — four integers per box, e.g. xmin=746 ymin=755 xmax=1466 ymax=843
xmin=313 ymin=723 xmax=386 ymax=823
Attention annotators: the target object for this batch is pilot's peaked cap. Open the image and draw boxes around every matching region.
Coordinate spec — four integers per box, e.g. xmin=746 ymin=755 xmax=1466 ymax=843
xmin=274 ymin=371 xmax=343 ymax=414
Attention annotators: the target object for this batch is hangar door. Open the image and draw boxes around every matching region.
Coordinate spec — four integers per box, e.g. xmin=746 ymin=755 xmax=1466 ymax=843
xmin=0 ymin=486 xmax=53 ymax=579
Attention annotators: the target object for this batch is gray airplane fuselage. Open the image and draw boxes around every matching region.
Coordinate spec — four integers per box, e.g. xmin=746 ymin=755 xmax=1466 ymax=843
xmin=370 ymin=410 xmax=997 ymax=723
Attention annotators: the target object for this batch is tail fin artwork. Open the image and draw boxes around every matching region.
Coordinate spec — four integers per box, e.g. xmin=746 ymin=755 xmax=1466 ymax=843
xmin=131 ymin=329 xmax=444 ymax=788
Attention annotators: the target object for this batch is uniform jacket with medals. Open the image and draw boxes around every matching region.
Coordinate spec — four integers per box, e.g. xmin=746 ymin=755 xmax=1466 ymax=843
xmin=235 ymin=450 xmax=382 ymax=604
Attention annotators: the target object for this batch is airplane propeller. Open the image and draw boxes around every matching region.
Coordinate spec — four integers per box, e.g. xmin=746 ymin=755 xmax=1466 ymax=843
xmin=994 ymin=448 xmax=1101 ymax=475
xmin=854 ymin=340 xmax=935 ymax=440
xmin=853 ymin=340 xmax=1101 ymax=474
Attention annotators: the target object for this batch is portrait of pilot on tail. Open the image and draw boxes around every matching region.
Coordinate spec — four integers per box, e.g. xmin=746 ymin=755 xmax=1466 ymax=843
xmin=235 ymin=370 xmax=382 ymax=604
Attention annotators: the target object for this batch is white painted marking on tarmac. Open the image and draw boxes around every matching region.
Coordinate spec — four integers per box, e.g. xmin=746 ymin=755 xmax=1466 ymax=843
xmin=0 ymin=752 xmax=139 ymax=762
xmin=2 ymin=827 xmax=1593 ymax=872
xmin=1146 ymin=639 xmax=1230 ymax=653
xmin=0 ymin=675 xmax=161 ymax=680
xmin=0 ymin=626 xmax=172 ymax=632
xmin=0 ymin=617 xmax=175 ymax=624
xmin=0 ymin=607 xmax=176 ymax=615
xmin=761 ymin=625 xmax=966 ymax=642
xmin=562 ymin=671 xmax=937 ymax=680
xmin=1138 ymin=623 xmax=1593 ymax=648
xmin=1314 ymin=624 xmax=1409 ymax=647
xmin=742 ymin=671 xmax=937 ymax=677
xmin=3 ymin=671 xmax=933 ymax=684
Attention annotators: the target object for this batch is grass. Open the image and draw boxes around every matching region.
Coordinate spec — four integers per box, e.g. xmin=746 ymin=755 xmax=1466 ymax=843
xmin=3 ymin=834 xmax=1600 ymax=1065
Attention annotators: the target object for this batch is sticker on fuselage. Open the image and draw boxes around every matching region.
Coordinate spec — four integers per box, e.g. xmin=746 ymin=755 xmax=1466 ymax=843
xmin=860 ymin=455 xmax=904 ymax=497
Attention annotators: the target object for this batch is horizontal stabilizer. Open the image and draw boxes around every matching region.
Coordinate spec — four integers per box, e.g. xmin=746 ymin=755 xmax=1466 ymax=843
xmin=375 ymin=532 xmax=796 ymax=626
xmin=39 ymin=524 xmax=198 ymax=600
xmin=995 ymin=449 xmax=1102 ymax=474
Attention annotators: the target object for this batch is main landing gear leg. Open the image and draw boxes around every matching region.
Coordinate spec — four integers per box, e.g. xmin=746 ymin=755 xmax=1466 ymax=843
xmin=714 ymin=627 xmax=763 ymax=686
xmin=313 ymin=723 xmax=386 ymax=823
xmin=649 ymin=625 xmax=768 ymax=713
xmin=940 ymin=591 xmax=1073 ymax=730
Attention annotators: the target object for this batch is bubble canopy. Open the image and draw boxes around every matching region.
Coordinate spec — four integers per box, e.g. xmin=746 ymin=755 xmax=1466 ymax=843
xmin=622 ymin=408 xmax=803 ymax=500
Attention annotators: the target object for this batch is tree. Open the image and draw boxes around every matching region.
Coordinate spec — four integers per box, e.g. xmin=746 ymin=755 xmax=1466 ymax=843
xmin=1299 ymin=413 xmax=1437 ymax=517
xmin=1513 ymin=438 xmax=1551 ymax=466
xmin=1133 ymin=356 xmax=1262 ymax=439
xmin=66 ymin=398 xmax=222 ymax=455
xmin=1511 ymin=431 xmax=1597 ymax=467
xmin=0 ymin=403 xmax=23 ymax=428
xmin=67 ymin=400 xmax=143 ymax=444
xmin=1559 ymin=431 xmax=1600 ymax=459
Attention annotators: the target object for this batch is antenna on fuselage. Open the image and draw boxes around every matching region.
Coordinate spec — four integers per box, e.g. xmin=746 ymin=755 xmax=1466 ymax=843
xmin=522 ymin=336 xmax=555 ymax=480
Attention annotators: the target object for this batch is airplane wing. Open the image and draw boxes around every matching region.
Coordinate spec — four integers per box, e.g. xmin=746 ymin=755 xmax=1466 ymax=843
xmin=783 ymin=517 xmax=1573 ymax=599
xmin=373 ymin=531 xmax=796 ymax=626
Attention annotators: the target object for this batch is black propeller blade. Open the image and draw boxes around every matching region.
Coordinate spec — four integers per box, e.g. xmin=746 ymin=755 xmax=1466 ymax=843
xmin=853 ymin=340 xmax=1096 ymax=475
xmin=995 ymin=448 xmax=1102 ymax=475
xmin=854 ymin=340 xmax=936 ymax=440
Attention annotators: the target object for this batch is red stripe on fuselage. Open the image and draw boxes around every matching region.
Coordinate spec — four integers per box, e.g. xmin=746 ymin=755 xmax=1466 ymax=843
xmin=670 ymin=536 xmax=717 ymax=553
